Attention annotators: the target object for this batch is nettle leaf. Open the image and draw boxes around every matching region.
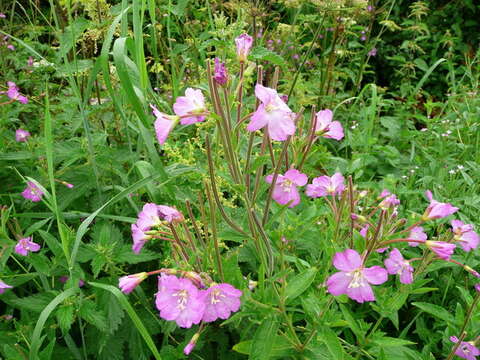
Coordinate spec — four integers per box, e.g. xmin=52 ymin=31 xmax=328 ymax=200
xmin=250 ymin=46 xmax=288 ymax=68
xmin=79 ymin=300 xmax=107 ymax=332
xmin=8 ymin=292 xmax=58 ymax=312
xmin=116 ymin=245 xmax=160 ymax=264
xmin=56 ymin=304 xmax=75 ymax=333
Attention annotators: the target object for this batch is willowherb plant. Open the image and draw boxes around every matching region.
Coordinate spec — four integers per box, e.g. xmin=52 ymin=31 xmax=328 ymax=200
xmin=111 ymin=33 xmax=480 ymax=355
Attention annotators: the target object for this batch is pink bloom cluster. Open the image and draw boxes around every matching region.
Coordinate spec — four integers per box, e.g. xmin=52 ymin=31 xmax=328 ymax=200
xmin=248 ymin=84 xmax=296 ymax=141
xmin=422 ymin=190 xmax=458 ymax=220
xmin=326 ymin=249 xmax=388 ymax=303
xmin=131 ymin=203 xmax=183 ymax=253
xmin=266 ymin=169 xmax=307 ymax=207
xmin=156 ymin=274 xmax=242 ymax=328
xmin=151 ymin=87 xmax=207 ymax=145
xmin=450 ymin=336 xmax=480 ymax=360
xmin=15 ymin=128 xmax=30 ymax=142
xmin=306 ymin=172 xmax=345 ymax=198
xmin=235 ymin=33 xmax=253 ymax=62
xmin=0 ymin=35 xmax=15 ymax=51
xmin=21 ymin=181 xmax=44 ymax=202
xmin=213 ymin=58 xmax=228 ymax=85
xmin=451 ymin=220 xmax=479 ymax=251
xmin=2 ymin=82 xmax=28 ymax=104
xmin=14 ymin=237 xmax=41 ymax=256
xmin=266 ymin=171 xmax=348 ymax=208
xmin=315 ymin=109 xmax=344 ymax=140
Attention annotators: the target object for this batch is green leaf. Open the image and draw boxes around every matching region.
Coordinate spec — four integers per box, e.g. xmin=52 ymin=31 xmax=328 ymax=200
xmin=249 ymin=314 xmax=280 ymax=360
xmin=89 ymin=282 xmax=162 ymax=360
xmin=29 ymin=287 xmax=78 ymax=360
xmin=250 ymin=46 xmax=288 ymax=68
xmin=373 ymin=337 xmax=416 ymax=347
xmin=412 ymin=302 xmax=455 ymax=324
xmin=79 ymin=300 xmax=107 ymax=332
xmin=285 ymin=267 xmax=317 ymax=304
xmin=56 ymin=304 xmax=75 ymax=333
xmin=9 ymin=292 xmax=57 ymax=313
xmin=319 ymin=327 xmax=347 ymax=360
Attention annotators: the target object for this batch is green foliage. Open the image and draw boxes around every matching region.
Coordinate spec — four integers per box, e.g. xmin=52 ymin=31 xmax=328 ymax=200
xmin=1 ymin=0 xmax=479 ymax=359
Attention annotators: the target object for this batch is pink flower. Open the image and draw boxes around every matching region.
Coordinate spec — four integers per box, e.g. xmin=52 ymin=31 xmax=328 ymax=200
xmin=14 ymin=237 xmax=41 ymax=256
xmin=136 ymin=203 xmax=162 ymax=230
xmin=449 ymin=336 xmax=480 ymax=360
xmin=7 ymin=44 xmax=15 ymax=51
xmin=0 ymin=13 xmax=6 ymax=18
xmin=425 ymin=240 xmax=456 ymax=260
xmin=131 ymin=224 xmax=151 ymax=254
xmin=379 ymin=194 xmax=400 ymax=209
xmin=6 ymin=82 xmax=28 ymax=104
xmin=0 ymin=280 xmax=13 ymax=294
xmin=359 ymin=224 xmax=369 ymax=238
xmin=247 ymin=84 xmax=296 ymax=141
xmin=235 ymin=33 xmax=253 ymax=62
xmin=158 ymin=205 xmax=184 ymax=223
xmin=184 ymin=333 xmax=200 ymax=355
xmin=201 ymin=283 xmax=242 ymax=322
xmin=314 ymin=109 xmax=344 ymax=140
xmin=326 ymin=249 xmax=388 ymax=303
xmin=15 ymin=128 xmax=30 ymax=142
xmin=65 ymin=183 xmax=74 ymax=189
xmin=265 ymin=169 xmax=308 ymax=208
xmin=379 ymin=189 xmax=391 ymax=198
xmin=213 ymin=58 xmax=228 ymax=85
xmin=27 ymin=56 xmax=34 ymax=67
xmin=119 ymin=272 xmax=148 ymax=294
xmin=475 ymin=283 xmax=480 ymax=293
xmin=155 ymin=274 xmax=205 ymax=328
xmin=451 ymin=220 xmax=479 ymax=252
xmin=306 ymin=172 xmax=345 ymax=198
xmin=408 ymin=226 xmax=427 ymax=247
xmin=150 ymin=104 xmax=178 ymax=145
xmin=21 ymin=181 xmax=44 ymax=202
xmin=173 ymin=88 xmax=207 ymax=125
xmin=384 ymin=248 xmax=414 ymax=284
xmin=422 ymin=190 xmax=458 ymax=220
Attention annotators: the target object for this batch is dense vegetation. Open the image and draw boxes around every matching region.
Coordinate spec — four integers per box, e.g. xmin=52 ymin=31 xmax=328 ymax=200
xmin=1 ymin=1 xmax=479 ymax=359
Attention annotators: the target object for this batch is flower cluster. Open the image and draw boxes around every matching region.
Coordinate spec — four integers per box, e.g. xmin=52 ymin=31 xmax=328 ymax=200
xmin=156 ymin=274 xmax=241 ymax=328
xmin=1 ymin=81 xmax=28 ymax=104
xmin=118 ymin=271 xmax=242 ymax=329
xmin=150 ymin=87 xmax=208 ymax=145
xmin=21 ymin=181 xmax=44 ymax=202
xmin=131 ymin=203 xmax=183 ymax=253
xmin=325 ymin=185 xmax=478 ymax=303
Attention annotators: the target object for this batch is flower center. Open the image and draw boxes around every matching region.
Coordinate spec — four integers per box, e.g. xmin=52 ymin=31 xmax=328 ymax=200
xmin=347 ymin=270 xmax=365 ymax=288
xmin=173 ymin=289 xmax=188 ymax=310
xmin=210 ymin=289 xmax=225 ymax=304
xmin=281 ymin=179 xmax=293 ymax=192
xmin=265 ymin=103 xmax=278 ymax=113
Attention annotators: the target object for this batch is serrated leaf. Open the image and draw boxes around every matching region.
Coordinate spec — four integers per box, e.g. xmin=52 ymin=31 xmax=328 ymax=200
xmin=56 ymin=304 xmax=75 ymax=333
xmin=91 ymin=254 xmax=107 ymax=278
xmin=250 ymin=46 xmax=287 ymax=68
xmin=79 ymin=300 xmax=107 ymax=331
xmin=9 ymin=292 xmax=57 ymax=312
xmin=116 ymin=245 xmax=160 ymax=264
